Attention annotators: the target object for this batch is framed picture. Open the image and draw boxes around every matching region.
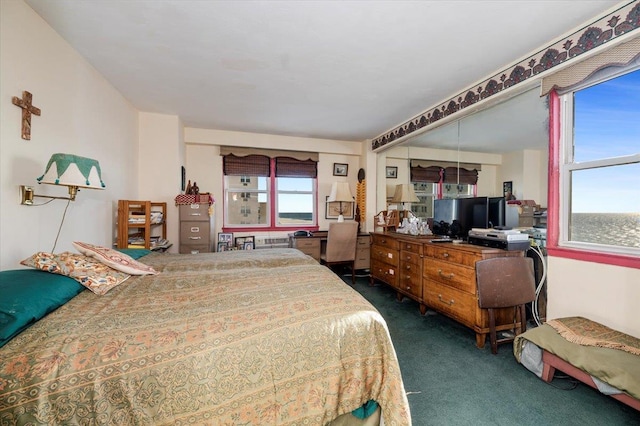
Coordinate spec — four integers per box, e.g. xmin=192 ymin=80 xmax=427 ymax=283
xmin=386 ymin=166 xmax=398 ymax=179
xmin=218 ymin=232 xmax=233 ymax=244
xmin=181 ymin=166 xmax=186 ymax=192
xmin=325 ymin=196 xmax=355 ymax=220
xmin=333 ymin=163 xmax=348 ymax=176
xmin=243 ymin=241 xmax=254 ymax=250
xmin=503 ymin=181 xmax=513 ymax=197
xmin=234 ymin=236 xmax=255 ymax=249
xmin=217 ymin=242 xmax=228 ymax=252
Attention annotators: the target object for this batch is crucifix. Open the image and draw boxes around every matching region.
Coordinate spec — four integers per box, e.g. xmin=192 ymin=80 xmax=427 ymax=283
xmin=12 ymin=90 xmax=41 ymax=140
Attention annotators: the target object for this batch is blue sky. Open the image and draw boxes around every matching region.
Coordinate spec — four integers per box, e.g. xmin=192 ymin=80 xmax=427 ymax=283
xmin=572 ymin=68 xmax=640 ymax=214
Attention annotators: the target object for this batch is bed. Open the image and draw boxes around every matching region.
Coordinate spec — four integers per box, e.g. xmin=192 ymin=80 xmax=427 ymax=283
xmin=513 ymin=317 xmax=640 ymax=411
xmin=0 ymin=248 xmax=411 ymax=425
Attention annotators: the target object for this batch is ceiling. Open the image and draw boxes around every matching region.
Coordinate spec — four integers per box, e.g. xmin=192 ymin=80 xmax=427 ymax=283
xmin=25 ymin=0 xmax=619 ymax=152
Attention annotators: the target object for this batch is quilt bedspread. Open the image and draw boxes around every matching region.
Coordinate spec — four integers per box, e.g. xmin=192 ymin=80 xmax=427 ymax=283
xmin=0 ymin=249 xmax=411 ymax=425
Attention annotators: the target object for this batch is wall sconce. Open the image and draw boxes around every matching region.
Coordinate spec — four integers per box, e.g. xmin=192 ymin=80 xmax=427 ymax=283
xmin=327 ymin=182 xmax=354 ymax=222
xmin=20 ymin=153 xmax=105 ymax=205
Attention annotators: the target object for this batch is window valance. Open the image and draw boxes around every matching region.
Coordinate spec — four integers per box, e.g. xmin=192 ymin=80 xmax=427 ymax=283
xmin=443 ymin=166 xmax=478 ymax=185
xmin=541 ymin=37 xmax=640 ymax=96
xmin=220 ymin=146 xmax=318 ymax=162
xmin=410 ymin=166 xmax=442 ymax=183
xmin=275 ymin=157 xmax=317 ymax=178
xmin=223 ymin=154 xmax=270 ymax=177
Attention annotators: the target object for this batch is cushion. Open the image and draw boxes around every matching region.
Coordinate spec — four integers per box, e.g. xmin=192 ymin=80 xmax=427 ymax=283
xmin=73 ymin=242 xmax=158 ymax=275
xmin=0 ymin=269 xmax=84 ymax=347
xmin=116 ymin=248 xmax=152 ymax=260
xmin=21 ymin=252 xmax=130 ymax=295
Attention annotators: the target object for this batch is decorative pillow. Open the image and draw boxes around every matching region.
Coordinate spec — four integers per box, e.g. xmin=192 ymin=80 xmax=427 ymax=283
xmin=0 ymin=269 xmax=84 ymax=347
xmin=21 ymin=252 xmax=130 ymax=295
xmin=73 ymin=242 xmax=158 ymax=276
xmin=116 ymin=248 xmax=152 ymax=260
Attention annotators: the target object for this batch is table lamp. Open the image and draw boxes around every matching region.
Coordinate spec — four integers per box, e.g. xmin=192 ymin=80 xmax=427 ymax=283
xmin=328 ymin=182 xmax=354 ymax=222
xmin=391 ymin=184 xmax=419 ymax=220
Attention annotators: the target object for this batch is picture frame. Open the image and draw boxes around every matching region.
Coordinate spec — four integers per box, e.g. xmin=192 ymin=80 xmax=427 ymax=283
xmin=385 ymin=166 xmax=398 ymax=179
xmin=181 ymin=166 xmax=186 ymax=192
xmin=217 ymin=242 xmax=228 ymax=252
xmin=503 ymin=181 xmax=513 ymax=197
xmin=325 ymin=196 xmax=355 ymax=220
xmin=218 ymin=232 xmax=233 ymax=244
xmin=234 ymin=236 xmax=255 ymax=249
xmin=243 ymin=241 xmax=254 ymax=250
xmin=333 ymin=163 xmax=348 ymax=177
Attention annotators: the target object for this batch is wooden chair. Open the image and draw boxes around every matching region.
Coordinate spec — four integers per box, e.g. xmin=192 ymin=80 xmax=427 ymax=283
xmin=475 ymin=257 xmax=536 ymax=354
xmin=320 ymin=222 xmax=358 ymax=284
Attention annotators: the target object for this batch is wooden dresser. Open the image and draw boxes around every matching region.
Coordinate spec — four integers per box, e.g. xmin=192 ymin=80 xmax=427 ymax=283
xmin=370 ymin=232 xmax=524 ymax=348
xmin=289 ymin=232 xmax=371 ymax=270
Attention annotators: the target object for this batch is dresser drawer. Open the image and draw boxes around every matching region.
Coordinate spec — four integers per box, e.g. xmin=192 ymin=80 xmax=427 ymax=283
xmin=399 ymin=269 xmax=422 ymax=299
xmin=400 ymin=250 xmax=422 ymax=266
xmin=424 ymin=258 xmax=475 ymax=294
xmin=424 ymin=283 xmax=476 ymax=326
xmin=180 ymin=221 xmax=210 ymax=244
xmin=371 ymin=246 xmax=399 ymax=268
xmin=371 ymin=259 xmax=398 ymax=287
xmin=425 ymin=244 xmax=476 ymax=267
xmin=400 ymin=241 xmax=423 ymax=255
xmin=179 ymin=203 xmax=210 ymax=221
xmin=357 ymin=235 xmax=371 ymax=248
xmin=371 ymin=234 xmax=400 ymax=251
xmin=179 ymin=244 xmax=211 ymax=254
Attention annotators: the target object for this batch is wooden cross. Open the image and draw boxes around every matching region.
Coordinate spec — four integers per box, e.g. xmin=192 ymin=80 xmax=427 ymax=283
xmin=12 ymin=90 xmax=41 ymax=140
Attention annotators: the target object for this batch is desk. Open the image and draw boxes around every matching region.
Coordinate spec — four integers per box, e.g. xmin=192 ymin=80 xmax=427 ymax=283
xmin=288 ymin=232 xmax=371 ymax=270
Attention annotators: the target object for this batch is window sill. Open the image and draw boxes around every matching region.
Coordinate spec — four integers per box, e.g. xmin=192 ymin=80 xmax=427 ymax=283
xmin=547 ymin=246 xmax=640 ymax=269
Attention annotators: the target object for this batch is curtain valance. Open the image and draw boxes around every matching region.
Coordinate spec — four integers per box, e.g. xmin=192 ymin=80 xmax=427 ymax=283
xmin=220 ymin=146 xmax=318 ymax=162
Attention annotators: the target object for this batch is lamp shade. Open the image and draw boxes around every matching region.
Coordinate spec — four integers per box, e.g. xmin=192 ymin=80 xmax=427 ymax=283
xmin=327 ymin=182 xmax=353 ymax=203
xmin=37 ymin=153 xmax=105 ymax=189
xmin=391 ymin=184 xmax=419 ymax=203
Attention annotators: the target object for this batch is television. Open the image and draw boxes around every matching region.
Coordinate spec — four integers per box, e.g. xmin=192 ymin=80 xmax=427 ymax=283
xmin=456 ymin=196 xmax=489 ymax=237
xmin=488 ymin=196 xmax=506 ymax=228
xmin=432 ymin=197 xmax=489 ymax=238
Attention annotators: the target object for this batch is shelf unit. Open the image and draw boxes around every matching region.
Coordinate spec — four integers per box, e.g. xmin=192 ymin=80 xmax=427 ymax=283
xmin=373 ymin=210 xmax=399 ymax=232
xmin=116 ymin=200 xmax=169 ymax=250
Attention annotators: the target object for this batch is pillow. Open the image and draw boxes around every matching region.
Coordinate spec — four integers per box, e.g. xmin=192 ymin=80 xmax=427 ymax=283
xmin=21 ymin=252 xmax=130 ymax=295
xmin=116 ymin=248 xmax=152 ymax=260
xmin=0 ymin=269 xmax=84 ymax=347
xmin=73 ymin=242 xmax=158 ymax=276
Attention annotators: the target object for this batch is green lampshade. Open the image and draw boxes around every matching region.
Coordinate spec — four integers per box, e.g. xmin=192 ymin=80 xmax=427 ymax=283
xmin=37 ymin=153 xmax=105 ymax=189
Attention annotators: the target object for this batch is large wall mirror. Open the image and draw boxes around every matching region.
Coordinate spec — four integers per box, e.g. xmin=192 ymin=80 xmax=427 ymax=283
xmin=377 ymin=84 xmax=550 ymax=222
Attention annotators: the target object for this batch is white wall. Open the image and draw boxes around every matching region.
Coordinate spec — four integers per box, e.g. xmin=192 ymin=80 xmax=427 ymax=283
xmin=0 ymin=0 xmax=138 ymax=269
xmin=183 ymin=127 xmax=364 ymax=241
xmin=137 ymin=112 xmax=184 ymax=252
xmin=500 ymin=149 xmax=547 ymax=206
xmin=547 ymin=257 xmax=640 ymax=337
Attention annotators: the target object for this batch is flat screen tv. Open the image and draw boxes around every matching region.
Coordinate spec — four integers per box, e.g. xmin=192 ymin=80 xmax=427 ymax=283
xmin=488 ymin=196 xmax=506 ymax=228
xmin=432 ymin=197 xmax=489 ymax=238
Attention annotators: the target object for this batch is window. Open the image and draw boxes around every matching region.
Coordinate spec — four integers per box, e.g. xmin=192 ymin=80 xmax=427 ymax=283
xmin=411 ymin=182 xmax=437 ymax=219
xmin=223 ymin=154 xmax=317 ymax=229
xmin=557 ymin=68 xmax=640 ymax=259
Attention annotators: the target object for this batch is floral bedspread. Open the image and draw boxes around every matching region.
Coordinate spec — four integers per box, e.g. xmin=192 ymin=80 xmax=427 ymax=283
xmin=0 ymin=249 xmax=411 ymax=425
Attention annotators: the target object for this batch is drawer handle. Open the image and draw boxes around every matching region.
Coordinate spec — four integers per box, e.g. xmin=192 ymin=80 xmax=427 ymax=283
xmin=405 ymin=265 xmax=411 ymax=270
xmin=189 ymin=236 xmax=202 ymax=240
xmin=406 ymin=286 xmax=411 ymax=290
xmin=438 ymin=294 xmax=455 ymax=306
xmin=442 ymin=252 xmax=449 ymax=258
xmin=191 ymin=250 xmax=200 ymax=254
xmin=438 ymin=269 xmax=454 ymax=279
xmin=189 ymin=213 xmax=202 ymax=216
xmin=190 ymin=227 xmax=200 ymax=232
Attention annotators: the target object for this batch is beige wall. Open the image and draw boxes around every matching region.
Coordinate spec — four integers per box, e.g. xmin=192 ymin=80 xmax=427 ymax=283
xmin=0 ymin=0 xmax=138 ymax=269
xmin=500 ymin=149 xmax=547 ymax=206
xmin=547 ymin=257 xmax=640 ymax=337
xmin=183 ymin=127 xmax=364 ymax=242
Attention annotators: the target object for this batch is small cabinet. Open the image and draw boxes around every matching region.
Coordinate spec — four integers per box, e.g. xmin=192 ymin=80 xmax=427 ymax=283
xmin=116 ymin=200 xmax=169 ymax=250
xmin=179 ymin=203 xmax=213 ymax=254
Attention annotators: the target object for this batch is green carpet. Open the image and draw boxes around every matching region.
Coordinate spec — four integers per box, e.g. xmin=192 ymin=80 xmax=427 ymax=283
xmin=345 ymin=276 xmax=639 ymax=425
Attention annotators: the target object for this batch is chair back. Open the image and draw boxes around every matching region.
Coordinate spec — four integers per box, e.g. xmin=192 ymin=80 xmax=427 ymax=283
xmin=476 ymin=257 xmax=536 ymax=309
xmin=324 ymin=222 xmax=358 ymax=263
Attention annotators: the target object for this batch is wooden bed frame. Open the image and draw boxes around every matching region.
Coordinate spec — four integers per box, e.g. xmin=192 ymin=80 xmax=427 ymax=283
xmin=541 ymin=350 xmax=640 ymax=411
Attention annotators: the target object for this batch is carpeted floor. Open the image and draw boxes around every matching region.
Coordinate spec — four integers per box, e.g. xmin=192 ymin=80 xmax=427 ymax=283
xmin=345 ymin=276 xmax=640 ymax=425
